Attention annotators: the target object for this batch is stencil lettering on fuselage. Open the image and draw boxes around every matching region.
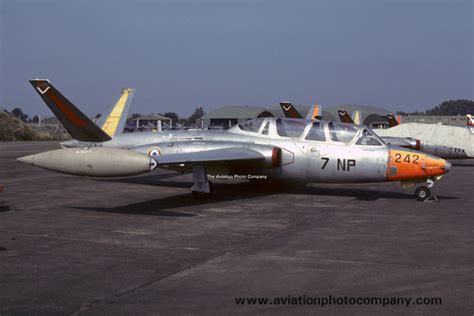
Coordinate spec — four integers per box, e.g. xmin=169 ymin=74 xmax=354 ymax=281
xmin=320 ymin=157 xmax=357 ymax=171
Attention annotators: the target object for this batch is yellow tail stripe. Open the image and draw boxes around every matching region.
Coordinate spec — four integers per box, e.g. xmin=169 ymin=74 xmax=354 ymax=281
xmin=101 ymin=89 xmax=130 ymax=137
xmin=353 ymin=111 xmax=361 ymax=125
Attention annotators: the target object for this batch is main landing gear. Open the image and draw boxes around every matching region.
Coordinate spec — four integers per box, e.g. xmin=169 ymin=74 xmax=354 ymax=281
xmin=415 ymin=178 xmax=438 ymax=202
xmin=191 ymin=164 xmax=213 ymax=199
xmin=192 ymin=181 xmax=213 ymax=199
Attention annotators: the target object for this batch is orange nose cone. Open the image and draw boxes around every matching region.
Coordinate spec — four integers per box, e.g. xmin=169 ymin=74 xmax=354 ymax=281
xmin=387 ymin=149 xmax=449 ymax=181
xmin=424 ymin=156 xmax=450 ymax=177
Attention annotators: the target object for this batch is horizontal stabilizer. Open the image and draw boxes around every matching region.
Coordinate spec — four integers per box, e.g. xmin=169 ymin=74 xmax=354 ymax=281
xmin=29 ymin=79 xmax=111 ymax=142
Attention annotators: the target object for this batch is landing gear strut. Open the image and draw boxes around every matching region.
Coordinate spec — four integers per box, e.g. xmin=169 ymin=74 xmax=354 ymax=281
xmin=415 ymin=178 xmax=438 ymax=202
xmin=191 ymin=164 xmax=213 ymax=199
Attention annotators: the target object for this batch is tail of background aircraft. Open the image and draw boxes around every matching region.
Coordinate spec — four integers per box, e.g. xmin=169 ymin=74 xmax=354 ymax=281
xmin=279 ymin=102 xmax=303 ymax=119
xmin=279 ymin=102 xmax=322 ymax=120
xmin=352 ymin=110 xmax=361 ymax=125
xmin=467 ymin=114 xmax=473 ymax=127
xmin=387 ymin=114 xmax=399 ymax=127
xmin=306 ymin=103 xmax=322 ymax=120
xmin=337 ymin=109 xmax=355 ymax=124
xmin=96 ymin=88 xmax=135 ymax=137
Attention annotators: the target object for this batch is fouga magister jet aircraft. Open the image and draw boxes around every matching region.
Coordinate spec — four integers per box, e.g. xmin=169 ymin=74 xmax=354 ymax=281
xmin=17 ymin=80 xmax=451 ymax=201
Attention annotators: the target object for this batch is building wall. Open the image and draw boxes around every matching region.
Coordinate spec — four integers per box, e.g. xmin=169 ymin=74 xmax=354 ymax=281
xmin=400 ymin=116 xmax=467 ymax=127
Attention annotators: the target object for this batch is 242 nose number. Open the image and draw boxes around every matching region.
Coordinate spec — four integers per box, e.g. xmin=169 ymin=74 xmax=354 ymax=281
xmin=394 ymin=153 xmax=419 ymax=164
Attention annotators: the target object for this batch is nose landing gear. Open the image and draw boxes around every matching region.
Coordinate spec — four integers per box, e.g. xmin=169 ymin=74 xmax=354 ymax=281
xmin=415 ymin=186 xmax=431 ymax=201
xmin=415 ymin=178 xmax=438 ymax=202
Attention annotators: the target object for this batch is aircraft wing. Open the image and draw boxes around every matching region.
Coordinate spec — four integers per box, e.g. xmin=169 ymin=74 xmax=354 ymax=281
xmin=152 ymin=147 xmax=265 ymax=166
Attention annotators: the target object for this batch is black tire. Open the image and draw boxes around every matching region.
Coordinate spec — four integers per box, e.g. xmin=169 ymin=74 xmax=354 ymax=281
xmin=415 ymin=186 xmax=431 ymax=201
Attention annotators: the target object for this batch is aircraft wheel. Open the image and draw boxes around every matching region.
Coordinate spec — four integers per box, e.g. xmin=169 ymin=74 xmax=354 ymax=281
xmin=415 ymin=186 xmax=431 ymax=201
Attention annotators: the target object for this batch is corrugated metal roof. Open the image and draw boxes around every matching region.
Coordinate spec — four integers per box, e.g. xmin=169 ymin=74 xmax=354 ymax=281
xmin=135 ymin=114 xmax=172 ymax=121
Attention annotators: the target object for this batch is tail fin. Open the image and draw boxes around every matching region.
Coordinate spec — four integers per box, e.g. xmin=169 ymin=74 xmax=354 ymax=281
xmin=279 ymin=102 xmax=303 ymax=119
xmin=387 ymin=114 xmax=399 ymax=127
xmin=29 ymin=79 xmax=111 ymax=142
xmin=96 ymin=88 xmax=135 ymax=137
xmin=337 ymin=109 xmax=355 ymax=124
xmin=352 ymin=110 xmax=361 ymax=125
xmin=306 ymin=103 xmax=322 ymax=120
xmin=467 ymin=114 xmax=473 ymax=127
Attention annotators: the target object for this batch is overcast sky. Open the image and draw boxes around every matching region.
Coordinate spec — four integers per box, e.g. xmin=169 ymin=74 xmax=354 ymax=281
xmin=1 ymin=0 xmax=472 ymax=117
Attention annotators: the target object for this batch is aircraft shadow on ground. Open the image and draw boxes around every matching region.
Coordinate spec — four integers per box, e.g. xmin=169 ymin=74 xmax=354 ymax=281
xmin=95 ymin=172 xmax=187 ymax=187
xmin=67 ymin=180 xmax=457 ymax=215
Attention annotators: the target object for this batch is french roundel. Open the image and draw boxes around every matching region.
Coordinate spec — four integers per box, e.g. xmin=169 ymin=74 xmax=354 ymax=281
xmin=147 ymin=147 xmax=161 ymax=157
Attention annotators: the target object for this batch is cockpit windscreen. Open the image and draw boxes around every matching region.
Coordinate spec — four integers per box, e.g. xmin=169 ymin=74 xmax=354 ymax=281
xmin=238 ymin=118 xmax=265 ymax=133
xmin=328 ymin=122 xmax=359 ymax=143
xmin=276 ymin=118 xmax=307 ymax=138
xmin=356 ymin=129 xmax=383 ymax=146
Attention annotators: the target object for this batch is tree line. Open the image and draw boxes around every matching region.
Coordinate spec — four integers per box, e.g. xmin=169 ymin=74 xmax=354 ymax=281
xmin=397 ymin=99 xmax=474 ymax=116
xmin=4 ymin=107 xmax=206 ymax=126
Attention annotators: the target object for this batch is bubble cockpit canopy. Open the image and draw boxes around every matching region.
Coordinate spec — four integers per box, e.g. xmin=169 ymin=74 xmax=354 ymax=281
xmin=231 ymin=117 xmax=385 ymax=146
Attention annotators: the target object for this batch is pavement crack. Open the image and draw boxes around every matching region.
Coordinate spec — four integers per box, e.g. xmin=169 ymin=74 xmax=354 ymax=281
xmin=69 ymin=251 xmax=228 ymax=315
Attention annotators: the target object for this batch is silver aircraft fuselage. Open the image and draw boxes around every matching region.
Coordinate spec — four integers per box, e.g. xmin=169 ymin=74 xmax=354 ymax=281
xmin=62 ymin=118 xmax=449 ymax=184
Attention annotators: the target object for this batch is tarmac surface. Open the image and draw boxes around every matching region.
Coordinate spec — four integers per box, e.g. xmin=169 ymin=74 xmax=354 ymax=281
xmin=0 ymin=142 xmax=472 ymax=315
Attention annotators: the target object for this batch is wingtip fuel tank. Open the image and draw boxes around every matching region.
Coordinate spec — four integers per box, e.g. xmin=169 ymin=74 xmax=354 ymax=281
xmin=17 ymin=148 xmax=157 ymax=177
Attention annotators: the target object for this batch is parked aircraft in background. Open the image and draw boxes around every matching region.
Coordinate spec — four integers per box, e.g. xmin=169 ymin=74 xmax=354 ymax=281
xmin=17 ymin=80 xmax=451 ymax=201
xmin=337 ymin=109 xmax=356 ymax=124
xmin=284 ymin=107 xmax=420 ymax=151
xmin=467 ymin=114 xmax=474 ymax=132
xmin=386 ymin=114 xmax=400 ymax=127
xmin=336 ymin=109 xmax=474 ymax=159
xmin=279 ymin=102 xmax=321 ymax=120
xmin=375 ymin=123 xmax=474 ymax=159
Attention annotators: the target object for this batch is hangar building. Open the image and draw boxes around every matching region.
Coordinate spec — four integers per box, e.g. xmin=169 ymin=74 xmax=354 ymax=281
xmin=202 ymin=104 xmax=392 ymax=128
xmin=202 ymin=106 xmax=279 ymax=128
